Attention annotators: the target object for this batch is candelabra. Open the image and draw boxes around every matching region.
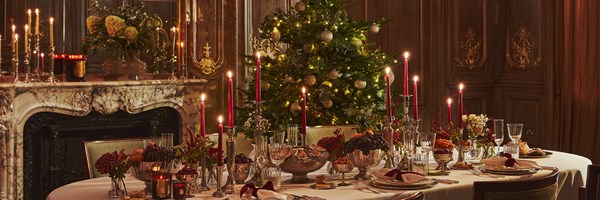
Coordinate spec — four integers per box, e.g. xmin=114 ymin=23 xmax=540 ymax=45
xmin=31 ymin=33 xmax=41 ymax=82
xmin=179 ymin=44 xmax=188 ymax=80
xmin=383 ymin=116 xmax=396 ymax=169
xmin=169 ymin=55 xmax=177 ymax=80
xmin=22 ymin=35 xmax=32 ymax=83
xmin=221 ymin=126 xmax=236 ymax=194
xmin=456 ymin=128 xmax=465 ymax=163
xmin=247 ymin=101 xmax=266 ymax=187
xmin=45 ymin=46 xmax=59 ymax=82
xmin=212 ymin=165 xmax=225 ymax=197
xmin=398 ymin=94 xmax=413 ymax=170
xmin=12 ymin=52 xmax=21 ymax=83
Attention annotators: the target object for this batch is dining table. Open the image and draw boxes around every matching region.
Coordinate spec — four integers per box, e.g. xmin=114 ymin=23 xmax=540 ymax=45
xmin=46 ymin=150 xmax=591 ymax=200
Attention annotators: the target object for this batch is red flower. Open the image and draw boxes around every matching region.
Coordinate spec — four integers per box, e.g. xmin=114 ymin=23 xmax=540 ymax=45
xmin=95 ymin=149 xmax=129 ymax=179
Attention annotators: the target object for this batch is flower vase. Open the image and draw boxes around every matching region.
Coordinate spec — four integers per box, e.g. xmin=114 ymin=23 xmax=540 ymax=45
xmin=480 ymin=145 xmax=494 ymax=159
xmin=122 ymin=50 xmax=147 ymax=80
xmin=108 ymin=177 xmax=126 ymax=199
xmin=326 ymin=156 xmax=338 ymax=176
xmin=102 ymin=56 xmax=123 ymax=75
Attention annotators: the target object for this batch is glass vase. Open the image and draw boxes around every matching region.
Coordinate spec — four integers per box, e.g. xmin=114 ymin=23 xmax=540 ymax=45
xmin=122 ymin=50 xmax=147 ymax=80
xmin=108 ymin=177 xmax=126 ymax=200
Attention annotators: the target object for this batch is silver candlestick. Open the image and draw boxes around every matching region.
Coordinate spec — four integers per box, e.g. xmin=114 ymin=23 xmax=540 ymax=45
xmin=383 ymin=116 xmax=396 ymax=169
xmin=31 ymin=33 xmax=41 ymax=82
xmin=179 ymin=43 xmax=188 ymax=80
xmin=169 ymin=55 xmax=177 ymax=80
xmin=199 ymin=158 xmax=210 ymax=191
xmin=247 ymin=100 xmax=266 ymax=187
xmin=12 ymin=54 xmax=21 ymax=83
xmin=45 ymin=46 xmax=59 ymax=82
xmin=456 ymin=128 xmax=465 ymax=163
xmin=398 ymin=94 xmax=413 ymax=170
xmin=221 ymin=126 xmax=235 ymax=194
xmin=212 ymin=165 xmax=225 ymax=197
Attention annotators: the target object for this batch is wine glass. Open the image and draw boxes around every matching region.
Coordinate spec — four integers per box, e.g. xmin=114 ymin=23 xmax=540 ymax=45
xmin=493 ymin=119 xmax=504 ymax=155
xmin=333 ymin=158 xmax=354 ymax=186
xmin=507 ymin=123 xmax=523 ymax=143
xmin=268 ymin=133 xmax=291 ymax=190
xmin=420 ymin=132 xmax=436 ymax=175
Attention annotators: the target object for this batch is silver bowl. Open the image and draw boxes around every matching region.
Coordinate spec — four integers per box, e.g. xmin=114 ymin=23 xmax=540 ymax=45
xmin=347 ymin=149 xmax=383 ymax=180
xmin=131 ymin=162 xmax=170 ymax=192
xmin=280 ymin=148 xmax=329 ymax=184
xmin=233 ymin=163 xmax=252 ymax=184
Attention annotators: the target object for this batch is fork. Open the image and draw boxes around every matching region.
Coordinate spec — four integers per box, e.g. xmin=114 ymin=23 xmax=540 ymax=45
xmin=469 ymin=168 xmax=505 ymax=178
xmin=352 ymin=181 xmax=382 ymax=194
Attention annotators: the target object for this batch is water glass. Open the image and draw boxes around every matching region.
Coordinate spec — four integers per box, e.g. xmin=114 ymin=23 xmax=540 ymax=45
xmin=503 ymin=144 xmax=520 ymax=159
xmin=262 ymin=166 xmax=282 ymax=191
xmin=161 ymin=133 xmax=174 ymax=149
xmin=286 ymin=124 xmax=299 ymax=146
xmin=419 ymin=132 xmax=436 ymax=175
xmin=507 ymin=123 xmax=523 ymax=143
xmin=268 ymin=143 xmax=291 ymax=167
xmin=493 ymin=119 xmax=504 ymax=155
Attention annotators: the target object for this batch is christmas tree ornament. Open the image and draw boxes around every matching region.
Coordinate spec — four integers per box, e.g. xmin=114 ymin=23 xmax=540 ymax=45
xmin=328 ymin=69 xmax=340 ymax=79
xmin=352 ymin=38 xmax=363 ymax=47
xmin=271 ymin=27 xmax=281 ymax=42
xmin=321 ymin=81 xmax=332 ymax=87
xmin=290 ymin=101 xmax=301 ymax=115
xmin=284 ymin=75 xmax=294 ymax=83
xmin=320 ymin=29 xmax=333 ymax=42
xmin=321 ymin=98 xmax=333 ymax=108
xmin=261 ymin=80 xmax=271 ymax=91
xmin=370 ymin=23 xmax=380 ymax=33
xmin=344 ymin=89 xmax=351 ymax=95
xmin=295 ymin=1 xmax=306 ymax=12
xmin=303 ymin=43 xmax=313 ymax=52
xmin=304 ymin=74 xmax=317 ymax=86
xmin=354 ymin=79 xmax=367 ymax=89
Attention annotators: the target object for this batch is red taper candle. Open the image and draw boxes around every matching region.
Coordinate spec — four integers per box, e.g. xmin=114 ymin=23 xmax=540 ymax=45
xmin=403 ymin=52 xmax=410 ymax=96
xmin=385 ymin=67 xmax=392 ymax=117
xmin=217 ymin=115 xmax=223 ymax=166
xmin=447 ymin=98 xmax=452 ymax=125
xmin=301 ymin=87 xmax=307 ymax=135
xmin=458 ymin=83 xmax=464 ymax=128
xmin=200 ymin=94 xmax=206 ymax=138
xmin=413 ymin=76 xmax=419 ymax=120
xmin=256 ymin=52 xmax=261 ymax=103
xmin=227 ymin=71 xmax=234 ymax=127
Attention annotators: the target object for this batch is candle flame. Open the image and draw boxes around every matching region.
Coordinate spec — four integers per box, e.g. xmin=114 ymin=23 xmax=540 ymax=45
xmin=24 ymin=25 xmax=28 ymax=30
xmin=403 ymin=51 xmax=410 ymax=59
xmin=413 ymin=75 xmax=419 ymax=82
xmin=385 ymin=67 xmax=391 ymax=74
xmin=201 ymin=93 xmax=206 ymax=102
xmin=447 ymin=98 xmax=452 ymax=105
xmin=180 ymin=42 xmax=184 ymax=48
xmin=227 ymin=71 xmax=233 ymax=78
xmin=11 ymin=25 xmax=15 ymax=32
xmin=171 ymin=27 xmax=177 ymax=32
xmin=50 ymin=17 xmax=54 ymax=24
xmin=35 ymin=8 xmax=39 ymax=14
xmin=41 ymin=53 xmax=44 ymax=58
xmin=459 ymin=83 xmax=464 ymax=91
xmin=218 ymin=115 xmax=223 ymax=123
xmin=28 ymin=9 xmax=31 ymax=15
xmin=15 ymin=34 xmax=18 ymax=40
xmin=302 ymin=87 xmax=306 ymax=94
xmin=256 ymin=51 xmax=261 ymax=59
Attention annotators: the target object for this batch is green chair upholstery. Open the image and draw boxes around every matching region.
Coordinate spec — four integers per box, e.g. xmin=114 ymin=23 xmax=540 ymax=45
xmin=83 ymin=137 xmax=161 ymax=178
xmin=473 ymin=169 xmax=560 ymax=200
xmin=305 ymin=125 xmax=358 ymax=145
xmin=207 ymin=133 xmax=254 ymax=156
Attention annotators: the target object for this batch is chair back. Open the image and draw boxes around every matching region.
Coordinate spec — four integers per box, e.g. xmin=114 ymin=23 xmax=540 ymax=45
xmin=207 ymin=133 xmax=254 ymax=156
xmin=473 ymin=169 xmax=560 ymax=200
xmin=305 ymin=125 xmax=358 ymax=145
xmin=401 ymin=192 xmax=424 ymax=200
xmin=586 ymin=164 xmax=600 ymax=200
xmin=83 ymin=137 xmax=161 ymax=178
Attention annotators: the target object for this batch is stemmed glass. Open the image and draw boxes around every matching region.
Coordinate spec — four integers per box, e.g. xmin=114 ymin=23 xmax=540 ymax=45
xmin=419 ymin=132 xmax=436 ymax=175
xmin=493 ymin=119 xmax=505 ymax=155
xmin=507 ymin=123 xmax=523 ymax=144
xmin=268 ymin=132 xmax=291 ymax=191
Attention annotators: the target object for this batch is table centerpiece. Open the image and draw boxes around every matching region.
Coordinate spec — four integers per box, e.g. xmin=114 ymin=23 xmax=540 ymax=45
xmin=95 ymin=149 xmax=130 ymax=199
xmin=344 ymin=130 xmax=388 ymax=180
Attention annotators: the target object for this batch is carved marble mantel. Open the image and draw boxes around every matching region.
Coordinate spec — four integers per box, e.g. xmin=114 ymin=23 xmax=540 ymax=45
xmin=0 ymin=79 xmax=206 ymax=200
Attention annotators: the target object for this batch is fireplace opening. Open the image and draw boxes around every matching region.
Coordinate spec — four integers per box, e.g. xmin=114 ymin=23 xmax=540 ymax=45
xmin=23 ymin=107 xmax=181 ymax=200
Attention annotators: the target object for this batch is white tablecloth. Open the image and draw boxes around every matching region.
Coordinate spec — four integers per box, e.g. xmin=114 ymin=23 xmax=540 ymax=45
xmin=47 ymin=150 xmax=591 ymax=200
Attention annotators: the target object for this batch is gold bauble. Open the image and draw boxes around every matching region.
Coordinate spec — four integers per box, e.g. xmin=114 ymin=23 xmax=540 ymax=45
xmin=321 ymin=98 xmax=333 ymax=108
xmin=320 ymin=29 xmax=333 ymax=42
xmin=370 ymin=23 xmax=380 ymax=33
xmin=295 ymin=1 xmax=306 ymax=12
xmin=354 ymin=79 xmax=367 ymax=89
xmin=271 ymin=27 xmax=281 ymax=42
xmin=304 ymin=75 xmax=317 ymax=86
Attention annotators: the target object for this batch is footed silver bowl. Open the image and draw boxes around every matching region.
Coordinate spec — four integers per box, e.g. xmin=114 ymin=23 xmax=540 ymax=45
xmin=347 ymin=149 xmax=383 ymax=180
xmin=233 ymin=163 xmax=252 ymax=184
xmin=280 ymin=147 xmax=329 ymax=184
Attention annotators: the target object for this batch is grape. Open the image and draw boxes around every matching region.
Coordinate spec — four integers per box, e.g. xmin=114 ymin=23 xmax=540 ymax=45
xmin=142 ymin=144 xmax=177 ymax=162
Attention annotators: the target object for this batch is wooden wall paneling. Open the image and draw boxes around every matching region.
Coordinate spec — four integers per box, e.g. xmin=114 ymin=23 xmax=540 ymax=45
xmin=502 ymin=86 xmax=544 ymax=146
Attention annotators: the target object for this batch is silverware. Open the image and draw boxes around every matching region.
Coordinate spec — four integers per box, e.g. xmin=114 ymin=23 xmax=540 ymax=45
xmin=431 ymin=178 xmax=459 ymax=184
xmin=469 ymin=168 xmax=505 ymax=178
xmin=352 ymin=181 xmax=383 ymax=194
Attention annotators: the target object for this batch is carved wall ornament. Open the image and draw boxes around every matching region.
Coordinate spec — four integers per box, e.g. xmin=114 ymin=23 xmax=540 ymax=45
xmin=192 ymin=43 xmax=223 ymax=75
xmin=455 ymin=27 xmax=487 ymax=69
xmin=250 ymin=36 xmax=285 ymax=60
xmin=506 ymin=26 xmax=542 ymax=69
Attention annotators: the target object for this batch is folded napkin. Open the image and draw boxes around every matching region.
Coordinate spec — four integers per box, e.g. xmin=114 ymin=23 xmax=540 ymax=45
xmin=373 ymin=168 xmax=425 ymax=183
xmin=240 ymin=181 xmax=277 ymax=199
xmin=481 ymin=157 xmax=539 ymax=169
xmin=256 ymin=190 xmax=286 ymax=200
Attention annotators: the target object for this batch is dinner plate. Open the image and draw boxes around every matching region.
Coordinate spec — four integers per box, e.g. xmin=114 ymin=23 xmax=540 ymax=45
xmin=520 ymin=151 xmax=553 ymax=158
xmin=368 ymin=180 xmax=437 ymax=190
xmin=373 ymin=178 xmax=434 ymax=187
xmin=480 ymin=166 xmax=538 ymax=175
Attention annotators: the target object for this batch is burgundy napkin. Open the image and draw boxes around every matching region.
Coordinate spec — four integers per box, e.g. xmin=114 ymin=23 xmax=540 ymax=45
xmin=374 ymin=168 xmax=425 ymax=183
xmin=240 ymin=181 xmax=276 ymax=198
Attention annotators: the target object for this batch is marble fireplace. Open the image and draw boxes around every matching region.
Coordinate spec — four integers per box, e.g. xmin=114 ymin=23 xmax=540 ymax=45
xmin=0 ymin=79 xmax=206 ymax=200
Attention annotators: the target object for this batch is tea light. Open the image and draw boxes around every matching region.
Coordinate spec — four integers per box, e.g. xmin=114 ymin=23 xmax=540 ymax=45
xmin=172 ymin=181 xmax=187 ymax=200
xmin=152 ymin=173 xmax=171 ymax=199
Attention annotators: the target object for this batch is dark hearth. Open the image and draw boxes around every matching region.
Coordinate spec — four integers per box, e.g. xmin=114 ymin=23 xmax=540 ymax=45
xmin=24 ymin=107 xmax=181 ymax=200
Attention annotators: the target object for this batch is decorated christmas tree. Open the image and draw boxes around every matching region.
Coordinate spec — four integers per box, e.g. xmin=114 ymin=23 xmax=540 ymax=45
xmin=239 ymin=0 xmax=395 ymax=132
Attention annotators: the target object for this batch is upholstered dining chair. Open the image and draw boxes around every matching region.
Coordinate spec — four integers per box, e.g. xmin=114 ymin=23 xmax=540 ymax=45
xmin=473 ymin=169 xmax=560 ymax=200
xmin=580 ymin=164 xmax=600 ymax=200
xmin=401 ymin=192 xmax=424 ymax=200
xmin=305 ymin=125 xmax=358 ymax=145
xmin=207 ymin=133 xmax=254 ymax=156
xmin=83 ymin=137 xmax=161 ymax=178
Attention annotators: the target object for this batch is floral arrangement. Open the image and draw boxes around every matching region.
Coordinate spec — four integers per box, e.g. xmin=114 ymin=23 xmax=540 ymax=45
xmin=343 ymin=130 xmax=389 ymax=155
xmin=239 ymin=112 xmax=272 ymax=139
xmin=463 ymin=114 xmax=496 ymax=157
xmin=95 ymin=149 xmax=130 ymax=180
xmin=173 ymin=127 xmax=217 ymax=163
xmin=82 ymin=1 xmax=169 ymax=62
xmin=316 ymin=128 xmax=346 ymax=159
xmin=433 ymin=139 xmax=455 ymax=149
